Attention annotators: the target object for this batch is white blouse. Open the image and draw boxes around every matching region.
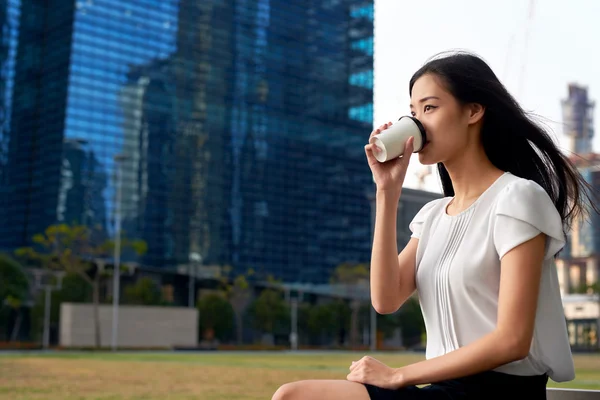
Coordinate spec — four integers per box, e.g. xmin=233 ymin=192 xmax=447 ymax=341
xmin=409 ymin=172 xmax=575 ymax=382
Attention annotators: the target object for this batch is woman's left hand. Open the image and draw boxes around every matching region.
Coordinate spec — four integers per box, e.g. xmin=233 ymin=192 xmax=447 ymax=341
xmin=346 ymin=356 xmax=403 ymax=389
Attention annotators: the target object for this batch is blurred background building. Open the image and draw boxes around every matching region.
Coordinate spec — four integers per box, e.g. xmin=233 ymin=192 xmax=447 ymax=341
xmin=0 ymin=0 xmax=376 ymax=284
xmin=556 ymin=83 xmax=600 ymax=350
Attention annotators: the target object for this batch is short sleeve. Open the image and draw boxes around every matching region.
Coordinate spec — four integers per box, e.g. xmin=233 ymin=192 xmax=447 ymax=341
xmin=409 ymin=199 xmax=443 ymax=239
xmin=493 ymin=179 xmax=565 ymax=260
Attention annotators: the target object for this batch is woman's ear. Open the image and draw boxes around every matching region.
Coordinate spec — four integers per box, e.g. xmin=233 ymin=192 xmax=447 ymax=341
xmin=468 ymin=103 xmax=485 ymax=125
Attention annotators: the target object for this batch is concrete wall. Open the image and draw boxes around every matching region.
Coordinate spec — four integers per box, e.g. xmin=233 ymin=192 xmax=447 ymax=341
xmin=547 ymin=388 xmax=600 ymax=400
xmin=60 ymin=303 xmax=198 ymax=348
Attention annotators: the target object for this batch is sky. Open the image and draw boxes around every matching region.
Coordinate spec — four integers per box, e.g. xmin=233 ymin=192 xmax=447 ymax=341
xmin=374 ymin=0 xmax=600 ymax=193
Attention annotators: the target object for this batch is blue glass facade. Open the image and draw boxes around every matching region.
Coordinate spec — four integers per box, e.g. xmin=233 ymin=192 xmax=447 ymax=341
xmin=1 ymin=0 xmax=374 ymax=284
xmin=3 ymin=0 xmax=76 ymax=247
xmin=0 ymin=0 xmax=19 ymax=188
xmin=229 ymin=0 xmax=374 ymax=282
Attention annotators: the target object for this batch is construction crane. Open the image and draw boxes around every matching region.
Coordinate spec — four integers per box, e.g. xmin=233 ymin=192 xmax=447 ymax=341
xmin=518 ymin=0 xmax=536 ymax=97
xmin=502 ymin=0 xmax=536 ymax=98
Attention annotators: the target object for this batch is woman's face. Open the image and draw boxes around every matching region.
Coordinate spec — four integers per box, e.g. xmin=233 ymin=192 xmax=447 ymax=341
xmin=410 ymin=74 xmax=479 ymax=166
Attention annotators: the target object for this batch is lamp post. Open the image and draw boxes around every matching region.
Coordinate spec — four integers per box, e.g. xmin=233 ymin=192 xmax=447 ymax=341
xmin=111 ymin=154 xmax=127 ymax=351
xmin=290 ymin=291 xmax=300 ymax=351
xmin=31 ymin=270 xmax=65 ymax=349
xmin=189 ymin=252 xmax=202 ymax=308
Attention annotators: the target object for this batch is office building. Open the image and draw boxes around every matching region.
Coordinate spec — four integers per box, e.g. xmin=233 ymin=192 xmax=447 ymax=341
xmin=1 ymin=0 xmax=375 ymax=284
xmin=557 ymin=83 xmax=600 ymax=350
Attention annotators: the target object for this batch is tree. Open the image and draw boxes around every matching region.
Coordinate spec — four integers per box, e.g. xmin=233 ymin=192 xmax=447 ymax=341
xmin=15 ymin=223 xmax=146 ymax=348
xmin=0 ymin=255 xmax=29 ymax=341
xmin=198 ymin=293 xmax=234 ymax=342
xmin=216 ymin=268 xmax=253 ymax=345
xmin=576 ymin=282 xmax=600 ymax=295
xmin=228 ymin=274 xmax=252 ymax=345
xmin=359 ymin=302 xmax=399 ymax=341
xmin=124 ymin=277 xmax=162 ymax=306
xmin=30 ymin=273 xmax=91 ymax=342
xmin=577 ymin=282 xmax=600 ymax=351
xmin=329 ymin=300 xmax=352 ymax=346
xmin=397 ymin=296 xmax=425 ymax=348
xmin=248 ymin=289 xmax=289 ymax=337
xmin=301 ymin=300 xmax=351 ymax=347
xmin=215 ymin=268 xmax=282 ymax=345
xmin=331 ymin=262 xmax=369 ymax=348
xmin=298 ymin=302 xmax=313 ymax=344
xmin=306 ymin=303 xmax=336 ymax=340
xmin=305 ymin=302 xmax=349 ymax=346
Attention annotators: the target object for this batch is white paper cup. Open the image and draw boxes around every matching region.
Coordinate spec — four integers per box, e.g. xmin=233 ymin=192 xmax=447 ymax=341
xmin=369 ymin=116 xmax=426 ymax=162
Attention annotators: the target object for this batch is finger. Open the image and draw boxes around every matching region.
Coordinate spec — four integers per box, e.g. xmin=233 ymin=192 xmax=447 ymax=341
xmin=364 ymin=144 xmax=381 ymax=166
xmin=365 ymin=143 xmax=381 ymax=154
xmin=369 ymin=122 xmax=392 ymax=138
xmin=400 ymin=136 xmax=414 ymax=165
xmin=369 ymin=126 xmax=383 ymax=139
xmin=405 ymin=136 xmax=415 ymax=154
xmin=349 ymin=360 xmax=359 ymax=372
xmin=346 ymin=371 xmax=361 ymax=383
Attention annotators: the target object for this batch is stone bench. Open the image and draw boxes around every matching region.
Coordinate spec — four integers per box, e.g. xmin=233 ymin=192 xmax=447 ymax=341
xmin=547 ymin=388 xmax=600 ymax=399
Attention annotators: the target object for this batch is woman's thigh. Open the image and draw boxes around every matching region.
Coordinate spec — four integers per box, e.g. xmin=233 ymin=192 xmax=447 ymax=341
xmin=271 ymin=380 xmax=459 ymax=400
xmin=272 ymin=379 xmax=370 ymax=400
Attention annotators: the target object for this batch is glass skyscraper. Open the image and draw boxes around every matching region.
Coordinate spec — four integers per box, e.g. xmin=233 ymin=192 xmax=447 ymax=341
xmin=1 ymin=0 xmax=374 ymax=284
xmin=0 ymin=0 xmax=20 ymax=229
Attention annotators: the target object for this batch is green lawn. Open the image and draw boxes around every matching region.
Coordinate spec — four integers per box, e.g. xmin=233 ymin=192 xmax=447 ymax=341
xmin=0 ymin=351 xmax=598 ymax=399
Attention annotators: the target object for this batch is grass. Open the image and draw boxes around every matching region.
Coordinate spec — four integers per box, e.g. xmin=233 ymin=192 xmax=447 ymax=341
xmin=0 ymin=351 xmax=598 ymax=399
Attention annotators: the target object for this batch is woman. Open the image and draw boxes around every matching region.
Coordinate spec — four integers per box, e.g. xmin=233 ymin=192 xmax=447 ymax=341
xmin=272 ymin=51 xmax=597 ymax=400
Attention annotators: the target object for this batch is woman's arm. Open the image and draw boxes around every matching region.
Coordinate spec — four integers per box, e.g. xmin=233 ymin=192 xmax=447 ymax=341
xmin=370 ymin=189 xmax=417 ymax=314
xmin=392 ymin=233 xmax=546 ymax=386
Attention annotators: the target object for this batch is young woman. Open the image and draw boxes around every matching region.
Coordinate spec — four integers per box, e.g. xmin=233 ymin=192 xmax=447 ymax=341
xmin=271 ymin=51 xmax=596 ymax=399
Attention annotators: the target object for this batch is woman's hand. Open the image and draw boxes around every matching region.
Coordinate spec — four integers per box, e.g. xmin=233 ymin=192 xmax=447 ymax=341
xmin=364 ymin=121 xmax=414 ymax=197
xmin=346 ymin=356 xmax=404 ymax=390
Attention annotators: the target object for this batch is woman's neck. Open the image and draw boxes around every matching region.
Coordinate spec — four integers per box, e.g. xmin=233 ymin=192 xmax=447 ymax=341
xmin=444 ymin=149 xmax=504 ymax=206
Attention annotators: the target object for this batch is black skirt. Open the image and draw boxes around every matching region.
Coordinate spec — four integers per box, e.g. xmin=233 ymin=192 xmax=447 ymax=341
xmin=364 ymin=371 xmax=548 ymax=400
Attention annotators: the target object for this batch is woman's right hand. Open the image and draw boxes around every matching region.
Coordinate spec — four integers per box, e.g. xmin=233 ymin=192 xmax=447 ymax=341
xmin=364 ymin=121 xmax=414 ymax=196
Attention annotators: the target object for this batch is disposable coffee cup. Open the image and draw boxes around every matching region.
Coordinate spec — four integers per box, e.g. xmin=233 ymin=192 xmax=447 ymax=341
xmin=369 ymin=116 xmax=426 ymax=162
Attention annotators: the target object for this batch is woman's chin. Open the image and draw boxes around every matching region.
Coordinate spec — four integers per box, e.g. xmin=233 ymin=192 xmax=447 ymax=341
xmin=417 ymin=150 xmax=438 ymax=166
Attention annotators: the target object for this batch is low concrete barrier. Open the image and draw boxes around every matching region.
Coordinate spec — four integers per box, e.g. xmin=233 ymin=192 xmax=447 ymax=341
xmin=547 ymin=388 xmax=600 ymax=399
xmin=60 ymin=303 xmax=198 ymax=348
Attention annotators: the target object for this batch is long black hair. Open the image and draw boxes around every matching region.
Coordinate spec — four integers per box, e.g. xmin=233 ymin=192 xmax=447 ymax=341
xmin=409 ymin=51 xmax=599 ymax=230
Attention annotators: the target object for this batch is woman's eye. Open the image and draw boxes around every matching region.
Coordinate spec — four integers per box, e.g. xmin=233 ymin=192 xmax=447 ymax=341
xmin=424 ymin=105 xmax=435 ymax=112
xmin=410 ymin=111 xmax=416 ymax=117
